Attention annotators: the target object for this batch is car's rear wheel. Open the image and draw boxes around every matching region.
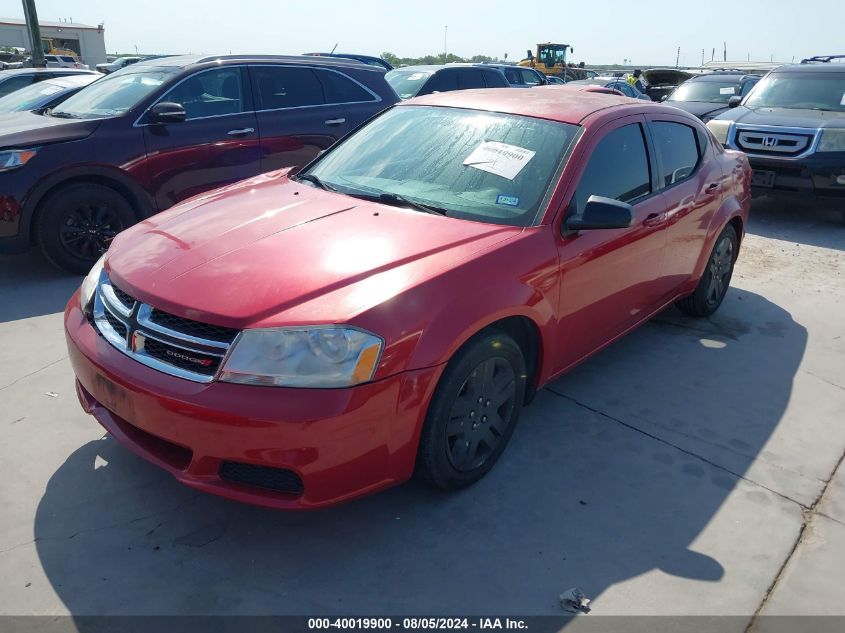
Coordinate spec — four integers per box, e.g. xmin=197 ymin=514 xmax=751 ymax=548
xmin=38 ymin=183 xmax=136 ymax=274
xmin=416 ymin=332 xmax=526 ymax=490
xmin=675 ymin=224 xmax=738 ymax=317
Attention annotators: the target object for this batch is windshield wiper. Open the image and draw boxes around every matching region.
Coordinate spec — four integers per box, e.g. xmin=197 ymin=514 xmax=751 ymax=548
xmin=49 ymin=111 xmax=81 ymax=119
xmin=295 ymin=173 xmax=336 ymax=191
xmin=375 ymin=192 xmax=448 ymax=216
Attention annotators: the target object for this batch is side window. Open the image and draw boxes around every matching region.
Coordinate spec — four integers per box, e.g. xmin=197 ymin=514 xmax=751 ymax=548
xmin=0 ymin=75 xmax=36 ymax=97
xmin=252 ymin=66 xmax=325 ymax=110
xmin=482 ymin=70 xmax=509 ymax=88
xmin=740 ymin=78 xmax=758 ymax=97
xmin=161 ymin=68 xmax=245 ymax=120
xmin=575 ymin=123 xmax=651 ymax=213
xmin=423 ymin=70 xmax=458 ymax=95
xmin=502 ymin=67 xmax=522 ymax=84
xmin=315 ymin=69 xmax=375 ymax=104
xmin=520 ymin=68 xmax=542 ymax=86
xmin=458 ymin=70 xmax=485 ymax=90
xmin=651 ymin=121 xmax=701 ymax=187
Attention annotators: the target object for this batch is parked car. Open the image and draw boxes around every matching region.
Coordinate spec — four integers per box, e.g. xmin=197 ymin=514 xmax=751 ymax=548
xmin=304 ymin=53 xmax=393 ymax=72
xmin=565 ymin=77 xmax=651 ymax=100
xmin=45 ymin=54 xmax=89 ymax=70
xmin=0 ymin=74 xmax=99 ymax=113
xmin=479 ymin=63 xmax=548 ymax=87
xmin=546 ymin=75 xmax=566 ymax=85
xmin=385 ymin=65 xmax=510 ymax=99
xmin=707 ymin=56 xmax=845 ymax=221
xmin=95 ymin=56 xmax=144 ymax=74
xmin=65 ymin=87 xmax=750 ymax=509
xmin=665 ymin=72 xmax=760 ymax=121
xmin=0 ymin=68 xmax=97 ymax=97
xmin=641 ymin=68 xmax=693 ymax=101
xmin=0 ymin=54 xmax=398 ymax=273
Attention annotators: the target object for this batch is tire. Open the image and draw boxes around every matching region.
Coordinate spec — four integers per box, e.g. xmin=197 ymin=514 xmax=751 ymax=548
xmin=37 ymin=183 xmax=136 ymax=275
xmin=416 ymin=331 xmax=527 ymax=490
xmin=675 ymin=224 xmax=738 ymax=318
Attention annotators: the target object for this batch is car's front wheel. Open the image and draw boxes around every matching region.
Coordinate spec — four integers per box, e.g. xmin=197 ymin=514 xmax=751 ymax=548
xmin=675 ymin=224 xmax=738 ymax=317
xmin=416 ymin=331 xmax=526 ymax=490
xmin=38 ymin=183 xmax=136 ymax=274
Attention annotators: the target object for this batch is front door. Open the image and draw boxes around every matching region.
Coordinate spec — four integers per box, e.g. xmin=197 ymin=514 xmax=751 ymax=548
xmin=142 ymin=66 xmax=260 ymax=210
xmin=555 ymin=117 xmax=670 ymax=370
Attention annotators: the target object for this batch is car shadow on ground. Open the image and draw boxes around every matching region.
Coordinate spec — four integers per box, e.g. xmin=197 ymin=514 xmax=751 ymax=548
xmin=748 ymin=196 xmax=844 ymax=251
xmin=0 ymin=252 xmax=80 ymax=323
xmin=32 ymin=289 xmax=805 ymax=618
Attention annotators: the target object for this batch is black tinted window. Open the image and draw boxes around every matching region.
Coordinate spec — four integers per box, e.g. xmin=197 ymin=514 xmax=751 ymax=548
xmin=423 ymin=70 xmax=458 ymax=94
xmin=652 ymin=121 xmax=700 ymax=186
xmin=482 ymin=70 xmax=509 ymax=88
xmin=501 ymin=67 xmax=522 ymax=84
xmin=161 ymin=68 xmax=245 ymax=119
xmin=316 ymin=69 xmax=375 ymax=104
xmin=576 ymin=123 xmax=651 ymax=213
xmin=253 ymin=66 xmax=325 ymax=109
xmin=520 ymin=68 xmax=542 ymax=86
xmin=458 ymin=70 xmax=485 ymax=90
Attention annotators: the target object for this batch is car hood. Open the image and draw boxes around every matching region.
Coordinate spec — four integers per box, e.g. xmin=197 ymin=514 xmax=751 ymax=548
xmin=0 ymin=111 xmax=100 ymax=147
xmin=642 ymin=69 xmax=693 ymax=87
xmin=715 ymin=106 xmax=845 ymax=129
xmin=667 ymin=100 xmax=729 ymax=120
xmin=107 ymin=171 xmax=522 ymax=328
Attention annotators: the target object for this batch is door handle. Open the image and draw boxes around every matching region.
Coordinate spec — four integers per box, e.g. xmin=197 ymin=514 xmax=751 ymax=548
xmin=324 ymin=118 xmax=346 ymax=126
xmin=227 ymin=127 xmax=255 ymax=136
xmin=643 ymin=212 xmax=665 ymax=227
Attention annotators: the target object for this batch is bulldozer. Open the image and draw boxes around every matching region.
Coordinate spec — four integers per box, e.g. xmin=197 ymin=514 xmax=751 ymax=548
xmin=519 ymin=43 xmax=585 ymax=81
xmin=41 ymin=38 xmax=80 ymax=59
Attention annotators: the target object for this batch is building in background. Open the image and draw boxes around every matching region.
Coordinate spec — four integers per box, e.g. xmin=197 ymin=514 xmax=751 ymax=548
xmin=0 ymin=17 xmax=107 ymax=66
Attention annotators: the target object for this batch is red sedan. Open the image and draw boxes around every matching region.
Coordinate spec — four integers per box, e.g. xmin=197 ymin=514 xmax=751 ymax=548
xmin=65 ymin=87 xmax=751 ymax=509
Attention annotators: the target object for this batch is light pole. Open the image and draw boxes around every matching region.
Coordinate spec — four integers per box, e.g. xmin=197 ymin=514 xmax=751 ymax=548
xmin=444 ymin=25 xmax=448 ymax=58
xmin=21 ymin=0 xmax=46 ymax=67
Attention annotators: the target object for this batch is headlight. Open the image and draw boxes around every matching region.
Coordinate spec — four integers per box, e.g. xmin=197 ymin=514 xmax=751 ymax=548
xmin=818 ymin=129 xmax=845 ymax=153
xmin=219 ymin=327 xmax=383 ymax=388
xmin=79 ymin=254 xmax=106 ymax=311
xmin=0 ymin=148 xmax=38 ymax=173
xmin=706 ymin=119 xmax=732 ymax=145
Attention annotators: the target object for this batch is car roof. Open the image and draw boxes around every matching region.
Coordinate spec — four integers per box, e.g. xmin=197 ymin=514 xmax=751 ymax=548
xmin=404 ymin=86 xmax=652 ymax=124
xmin=689 ymin=72 xmax=751 ymax=81
xmin=772 ymin=63 xmax=845 ymax=73
xmin=43 ymin=74 xmax=100 ymax=88
xmin=388 ymin=65 xmax=443 ymax=73
xmin=0 ymin=68 xmax=94 ymax=79
xmin=135 ymin=54 xmax=383 ymax=72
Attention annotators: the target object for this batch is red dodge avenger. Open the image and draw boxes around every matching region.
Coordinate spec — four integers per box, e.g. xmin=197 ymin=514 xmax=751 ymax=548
xmin=65 ymin=87 xmax=751 ymax=509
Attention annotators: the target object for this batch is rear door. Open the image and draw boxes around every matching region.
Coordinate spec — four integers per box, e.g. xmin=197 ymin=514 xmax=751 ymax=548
xmin=142 ymin=66 xmax=261 ymax=209
xmin=250 ymin=64 xmax=350 ymax=173
xmin=645 ymin=115 xmax=725 ymax=289
xmin=457 ymin=68 xmax=485 ymax=90
xmin=419 ymin=69 xmax=458 ymax=96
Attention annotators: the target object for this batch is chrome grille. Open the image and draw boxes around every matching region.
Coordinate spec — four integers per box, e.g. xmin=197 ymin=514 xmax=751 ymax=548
xmin=92 ymin=279 xmax=239 ymax=383
xmin=733 ymin=125 xmax=817 ymax=158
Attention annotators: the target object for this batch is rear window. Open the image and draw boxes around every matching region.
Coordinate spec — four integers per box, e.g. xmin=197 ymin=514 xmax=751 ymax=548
xmin=60 ymin=56 xmax=76 ymax=63
xmin=315 ymin=69 xmax=375 ymax=104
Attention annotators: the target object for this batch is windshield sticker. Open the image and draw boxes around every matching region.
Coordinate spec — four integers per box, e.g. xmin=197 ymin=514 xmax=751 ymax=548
xmin=496 ymin=194 xmax=520 ymax=207
xmin=720 ymin=87 xmax=735 ymax=95
xmin=407 ymin=73 xmax=425 ymax=81
xmin=463 ymin=141 xmax=536 ymax=180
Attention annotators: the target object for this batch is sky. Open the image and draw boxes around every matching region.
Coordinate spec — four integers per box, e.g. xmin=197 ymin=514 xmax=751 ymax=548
xmin=2 ymin=0 xmax=843 ymax=66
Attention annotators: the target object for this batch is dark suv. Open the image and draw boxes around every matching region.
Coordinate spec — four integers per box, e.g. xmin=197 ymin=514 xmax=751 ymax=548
xmin=385 ymin=65 xmax=509 ymax=99
xmin=0 ymin=54 xmax=397 ymax=272
xmin=707 ymin=56 xmax=845 ymax=219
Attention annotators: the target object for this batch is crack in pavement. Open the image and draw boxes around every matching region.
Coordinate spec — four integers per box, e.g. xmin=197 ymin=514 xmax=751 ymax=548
xmin=544 ymin=386 xmax=807 ymax=508
xmin=0 ymin=357 xmax=68 ymax=392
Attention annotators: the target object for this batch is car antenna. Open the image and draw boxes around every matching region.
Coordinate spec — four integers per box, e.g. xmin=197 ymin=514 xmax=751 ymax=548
xmin=330 ymin=43 xmax=339 ymax=55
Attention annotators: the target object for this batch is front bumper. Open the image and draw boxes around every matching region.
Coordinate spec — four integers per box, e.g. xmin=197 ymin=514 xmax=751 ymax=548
xmin=65 ymin=295 xmax=443 ymax=509
xmin=744 ymin=153 xmax=845 ymax=200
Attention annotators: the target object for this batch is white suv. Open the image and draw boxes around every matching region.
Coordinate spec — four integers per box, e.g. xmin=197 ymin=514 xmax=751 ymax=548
xmin=45 ymin=54 xmax=89 ymax=70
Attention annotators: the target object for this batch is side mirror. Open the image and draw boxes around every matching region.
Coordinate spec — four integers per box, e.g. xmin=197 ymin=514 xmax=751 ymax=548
xmin=565 ymin=196 xmax=634 ymax=231
xmin=728 ymin=95 xmax=742 ymax=108
xmin=148 ymin=102 xmax=186 ymax=124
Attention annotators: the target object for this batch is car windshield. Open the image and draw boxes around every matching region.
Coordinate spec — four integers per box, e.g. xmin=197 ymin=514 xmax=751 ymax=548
xmin=669 ymin=80 xmax=741 ymax=103
xmin=743 ymin=72 xmax=845 ymax=111
xmin=385 ymin=70 xmax=433 ymax=99
xmin=304 ymin=106 xmax=579 ymax=227
xmin=52 ymin=66 xmax=178 ymax=119
xmin=0 ymin=80 xmax=65 ymax=112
